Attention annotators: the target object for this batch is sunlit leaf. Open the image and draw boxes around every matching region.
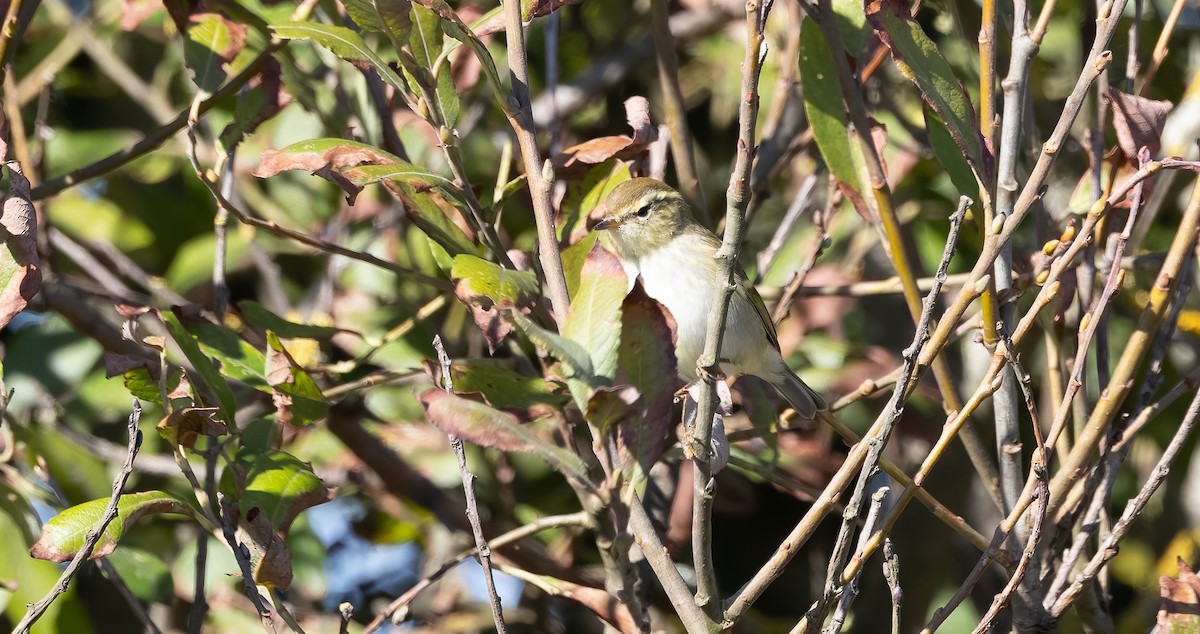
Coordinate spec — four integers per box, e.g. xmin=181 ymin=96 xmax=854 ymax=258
xmin=344 ymin=0 xmax=414 ymax=42
xmin=562 ymin=243 xmax=626 ymax=382
xmin=30 ymin=491 xmax=194 ymax=563
xmin=184 ymin=13 xmax=247 ymax=93
xmin=867 ymin=0 xmax=988 ymax=180
xmin=506 ymin=310 xmax=595 ymax=408
xmin=451 ymin=254 xmax=540 ymax=352
xmin=450 ymin=361 xmax=569 ymax=413
xmin=230 ymin=450 xmax=329 ymax=535
xmin=408 ymin=4 xmax=460 ymax=127
xmin=272 ymin=21 xmax=409 ymax=94
xmin=265 ymin=331 xmax=328 ymax=426
xmin=240 ymin=301 xmax=345 ymax=339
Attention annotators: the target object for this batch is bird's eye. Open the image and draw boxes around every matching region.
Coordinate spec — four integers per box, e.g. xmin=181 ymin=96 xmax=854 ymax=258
xmin=636 ymin=205 xmax=651 ymax=218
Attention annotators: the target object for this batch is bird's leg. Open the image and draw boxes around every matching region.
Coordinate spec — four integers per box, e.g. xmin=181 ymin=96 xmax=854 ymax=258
xmin=695 ymin=357 xmax=727 ymax=384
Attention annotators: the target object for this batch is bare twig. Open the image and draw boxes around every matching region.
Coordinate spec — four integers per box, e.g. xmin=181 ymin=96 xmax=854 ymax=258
xmin=13 ymin=401 xmax=143 ymax=634
xmin=627 ymin=496 xmax=714 ymax=633
xmin=432 ymin=335 xmax=507 ymax=633
xmin=821 ymin=486 xmax=889 ymax=634
xmin=501 ymin=0 xmax=570 ymax=326
xmin=217 ymin=494 xmax=277 ymax=633
xmin=883 ymin=540 xmax=902 ymax=634
xmin=817 ymin=0 xmax=1004 ymax=510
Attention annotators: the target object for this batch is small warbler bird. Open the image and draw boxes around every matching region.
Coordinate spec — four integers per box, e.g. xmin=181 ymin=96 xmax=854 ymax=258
xmin=593 ymin=178 xmax=825 ymax=421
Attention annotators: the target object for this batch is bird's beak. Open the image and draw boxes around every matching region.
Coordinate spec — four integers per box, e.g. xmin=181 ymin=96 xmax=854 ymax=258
xmin=593 ymin=217 xmax=622 ymax=231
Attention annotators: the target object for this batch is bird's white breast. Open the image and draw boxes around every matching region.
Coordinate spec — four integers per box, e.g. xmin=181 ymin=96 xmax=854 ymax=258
xmin=620 ymin=234 xmax=775 ymax=381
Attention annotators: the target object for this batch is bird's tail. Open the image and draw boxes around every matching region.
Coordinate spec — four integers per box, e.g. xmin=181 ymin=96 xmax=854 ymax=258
xmin=776 ymin=368 xmax=826 ymax=423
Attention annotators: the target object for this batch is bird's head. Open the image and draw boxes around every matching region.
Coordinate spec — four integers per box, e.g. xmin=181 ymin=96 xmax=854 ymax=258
xmin=593 ymin=178 xmax=697 ymax=259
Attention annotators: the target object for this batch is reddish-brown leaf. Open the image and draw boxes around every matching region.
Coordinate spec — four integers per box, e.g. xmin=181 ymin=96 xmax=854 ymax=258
xmin=554 ymin=96 xmax=658 ymax=176
xmin=1109 ymin=88 xmax=1173 ymax=158
xmin=0 ymin=162 xmax=43 ymax=330
xmin=157 ymin=406 xmax=227 ymax=448
xmin=1158 ymin=558 xmax=1200 ymax=632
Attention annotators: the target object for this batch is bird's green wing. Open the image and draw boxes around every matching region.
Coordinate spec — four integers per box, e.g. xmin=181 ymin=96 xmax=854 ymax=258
xmin=737 ymin=270 xmax=780 ymax=350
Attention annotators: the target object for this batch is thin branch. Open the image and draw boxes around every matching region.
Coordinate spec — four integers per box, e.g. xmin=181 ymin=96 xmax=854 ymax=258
xmin=821 ymin=486 xmax=889 ymax=634
xmin=883 ymin=540 xmax=902 ymax=634
xmin=501 ymin=0 xmax=570 ymax=326
xmin=627 ymin=495 xmax=714 ymax=633
xmin=432 ymin=335 xmax=507 ymax=633
xmin=1046 ymin=173 xmax=1200 ymax=519
xmin=688 ymin=0 xmax=772 ymax=620
xmin=13 ymin=401 xmax=143 ymax=634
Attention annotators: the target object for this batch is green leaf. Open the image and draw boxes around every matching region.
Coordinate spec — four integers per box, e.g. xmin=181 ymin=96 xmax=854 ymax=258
xmin=266 ymin=331 xmax=328 ymax=426
xmin=506 ymin=310 xmax=595 ymax=408
xmin=185 ymin=13 xmax=248 ymax=93
xmin=831 ymin=0 xmax=869 ymax=59
xmin=344 ymin=0 xmax=413 ymax=42
xmin=866 ymin=0 xmax=988 ymax=180
xmin=451 ymin=361 xmax=569 ymax=411
xmin=420 ymin=389 xmax=588 ymax=481
xmin=185 ymin=320 xmax=270 ymax=389
xmin=29 ymin=491 xmax=194 ymax=563
xmin=393 ymin=184 xmax=482 ymax=257
xmin=121 ymin=367 xmax=185 ymax=405
xmin=451 ymin=254 xmax=540 ymax=309
xmin=240 ymin=301 xmax=345 ymax=339
xmin=229 ymin=450 xmax=329 ymax=535
xmin=410 ymin=0 xmax=506 ymax=108
xmin=408 ymin=4 xmax=460 ymax=127
xmin=163 ymin=310 xmax=237 ymax=423
xmin=341 ymin=161 xmax=461 ymax=193
xmin=562 ymin=243 xmax=627 ymax=382
xmin=925 ymin=107 xmax=981 ymax=207
xmin=562 ymin=233 xmax=599 ymax=299
xmin=272 ymin=21 xmax=408 ymax=93
xmin=799 ymin=19 xmax=858 ymax=192
xmin=107 ymin=546 xmax=173 ymax=603
xmin=452 ymin=255 xmax=541 ymax=353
